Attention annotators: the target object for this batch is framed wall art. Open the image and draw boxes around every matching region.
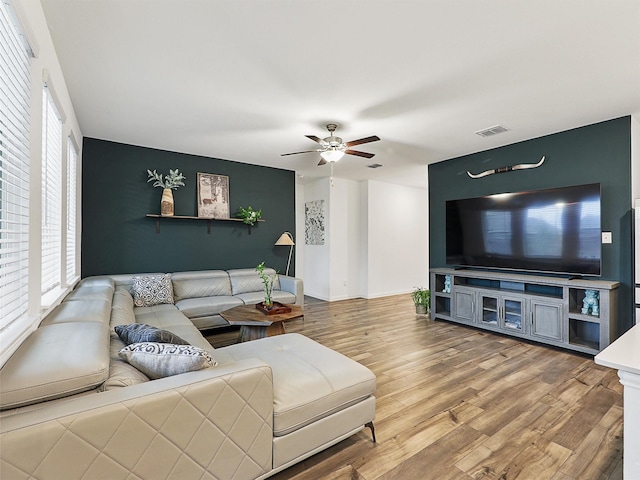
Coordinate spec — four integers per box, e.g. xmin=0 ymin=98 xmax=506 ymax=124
xmin=197 ymin=172 xmax=230 ymax=219
xmin=305 ymin=199 xmax=325 ymax=245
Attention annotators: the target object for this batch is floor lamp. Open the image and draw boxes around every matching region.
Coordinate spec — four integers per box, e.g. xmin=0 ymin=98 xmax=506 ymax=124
xmin=275 ymin=232 xmax=295 ymax=276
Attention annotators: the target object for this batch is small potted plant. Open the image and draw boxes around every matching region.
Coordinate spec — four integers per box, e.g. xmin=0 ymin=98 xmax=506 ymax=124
xmin=255 ymin=262 xmax=290 ymax=315
xmin=147 ymin=169 xmax=186 ymax=216
xmin=256 ymin=261 xmax=276 ymax=307
xmin=237 ymin=206 xmax=262 ymax=226
xmin=411 ymin=287 xmax=431 ymax=315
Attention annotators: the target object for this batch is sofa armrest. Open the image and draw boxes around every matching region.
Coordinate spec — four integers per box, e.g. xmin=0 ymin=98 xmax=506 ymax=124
xmin=1 ymin=359 xmax=274 ymax=480
xmin=278 ymin=275 xmax=304 ymax=307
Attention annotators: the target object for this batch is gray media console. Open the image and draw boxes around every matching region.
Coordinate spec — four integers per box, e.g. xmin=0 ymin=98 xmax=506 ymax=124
xmin=430 ymin=268 xmax=619 ymax=354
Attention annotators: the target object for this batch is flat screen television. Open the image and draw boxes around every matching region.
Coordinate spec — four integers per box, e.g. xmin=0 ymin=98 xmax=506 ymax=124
xmin=446 ymin=183 xmax=601 ymax=276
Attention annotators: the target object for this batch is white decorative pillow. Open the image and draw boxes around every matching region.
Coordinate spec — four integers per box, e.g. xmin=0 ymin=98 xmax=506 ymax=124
xmin=132 ymin=273 xmax=174 ymax=307
xmin=118 ymin=342 xmax=217 ymax=379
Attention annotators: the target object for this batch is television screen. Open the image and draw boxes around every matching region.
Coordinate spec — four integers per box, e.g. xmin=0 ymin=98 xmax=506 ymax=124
xmin=446 ymin=183 xmax=601 ymax=276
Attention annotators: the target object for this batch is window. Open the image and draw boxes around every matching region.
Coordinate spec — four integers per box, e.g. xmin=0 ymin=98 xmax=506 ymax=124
xmin=66 ymin=136 xmax=78 ymax=282
xmin=0 ymin=0 xmax=31 ymax=332
xmin=41 ymin=84 xmax=62 ymax=295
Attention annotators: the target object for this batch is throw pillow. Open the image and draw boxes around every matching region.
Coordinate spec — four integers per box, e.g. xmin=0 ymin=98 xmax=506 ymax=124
xmin=118 ymin=343 xmax=217 ymax=379
xmin=132 ymin=273 xmax=174 ymax=307
xmin=115 ymin=323 xmax=189 ymax=346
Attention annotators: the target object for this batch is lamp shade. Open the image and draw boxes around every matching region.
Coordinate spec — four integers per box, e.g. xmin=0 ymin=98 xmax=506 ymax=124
xmin=275 ymin=232 xmax=295 ymax=276
xmin=275 ymin=232 xmax=295 ymax=246
xmin=320 ymin=149 xmax=345 ymax=162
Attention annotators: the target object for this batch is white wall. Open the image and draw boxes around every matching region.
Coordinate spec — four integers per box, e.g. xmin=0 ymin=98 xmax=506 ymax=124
xmin=328 ymin=177 xmax=362 ymax=301
xmin=300 ymin=174 xmax=429 ymax=302
xmin=302 ymin=177 xmax=331 ymax=300
xmin=294 ymin=178 xmax=305 ymax=279
xmin=364 ymin=179 xmax=429 ymax=298
xmin=359 ymin=182 xmax=369 ymax=297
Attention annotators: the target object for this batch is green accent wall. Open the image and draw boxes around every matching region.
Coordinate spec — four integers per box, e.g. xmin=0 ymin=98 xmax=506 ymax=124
xmin=81 ymin=138 xmax=295 ymax=277
xmin=428 ymin=116 xmax=633 ymax=334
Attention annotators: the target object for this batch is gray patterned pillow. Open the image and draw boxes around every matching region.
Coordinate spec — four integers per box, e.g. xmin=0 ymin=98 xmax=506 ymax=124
xmin=118 ymin=343 xmax=217 ymax=379
xmin=115 ymin=323 xmax=188 ymax=345
xmin=132 ymin=273 xmax=174 ymax=307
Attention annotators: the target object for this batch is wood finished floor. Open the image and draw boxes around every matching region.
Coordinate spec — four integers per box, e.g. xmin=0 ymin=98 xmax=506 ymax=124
xmin=207 ymin=295 xmax=623 ymax=480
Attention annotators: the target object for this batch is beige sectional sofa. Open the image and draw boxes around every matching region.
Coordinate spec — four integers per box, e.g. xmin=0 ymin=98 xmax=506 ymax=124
xmin=0 ymin=269 xmax=376 ymax=480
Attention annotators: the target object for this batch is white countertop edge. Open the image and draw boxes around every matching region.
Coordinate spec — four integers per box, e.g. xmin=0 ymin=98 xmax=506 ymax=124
xmin=595 ymin=323 xmax=640 ymax=376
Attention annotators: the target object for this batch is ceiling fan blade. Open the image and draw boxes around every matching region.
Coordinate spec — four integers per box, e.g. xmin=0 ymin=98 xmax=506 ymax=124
xmin=306 ymin=135 xmax=328 ymax=146
xmin=281 ymin=149 xmax=322 ymax=156
xmin=345 ymin=149 xmax=375 ymax=159
xmin=345 ymin=135 xmax=380 ymax=147
xmin=317 ymin=158 xmax=327 ymax=166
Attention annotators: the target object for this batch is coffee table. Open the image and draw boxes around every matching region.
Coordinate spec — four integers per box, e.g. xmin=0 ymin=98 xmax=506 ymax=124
xmin=221 ymin=304 xmax=304 ymax=343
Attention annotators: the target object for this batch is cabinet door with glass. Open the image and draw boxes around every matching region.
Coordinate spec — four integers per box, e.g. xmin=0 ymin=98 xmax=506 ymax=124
xmin=478 ymin=292 xmax=500 ymax=329
xmin=501 ymin=295 xmax=525 ymax=333
xmin=478 ymin=291 xmax=524 ymax=333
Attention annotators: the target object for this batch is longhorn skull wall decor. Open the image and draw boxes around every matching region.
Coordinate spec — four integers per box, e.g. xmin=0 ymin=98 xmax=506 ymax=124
xmin=467 ymin=155 xmax=546 ymax=179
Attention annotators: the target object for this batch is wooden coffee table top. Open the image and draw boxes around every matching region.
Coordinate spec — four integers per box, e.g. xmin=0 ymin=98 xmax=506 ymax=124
xmin=221 ymin=304 xmax=303 ymax=326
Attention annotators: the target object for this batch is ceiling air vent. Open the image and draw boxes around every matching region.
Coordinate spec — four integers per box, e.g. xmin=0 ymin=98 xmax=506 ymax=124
xmin=367 ymin=163 xmax=383 ymax=169
xmin=475 ymin=125 xmax=509 ymax=137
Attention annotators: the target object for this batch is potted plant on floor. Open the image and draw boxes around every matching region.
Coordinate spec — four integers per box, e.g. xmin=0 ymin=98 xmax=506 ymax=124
xmin=411 ymin=287 xmax=431 ymax=315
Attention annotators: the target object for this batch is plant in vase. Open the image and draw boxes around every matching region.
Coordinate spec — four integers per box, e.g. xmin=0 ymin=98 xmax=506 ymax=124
xmin=256 ymin=261 xmax=277 ymax=308
xmin=146 ymin=169 xmax=186 ymax=216
xmin=237 ymin=206 xmax=262 ymax=226
xmin=411 ymin=287 xmax=431 ymax=315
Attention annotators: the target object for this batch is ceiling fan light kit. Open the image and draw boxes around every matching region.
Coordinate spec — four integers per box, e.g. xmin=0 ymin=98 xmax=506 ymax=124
xmin=320 ymin=148 xmax=345 ymax=162
xmin=282 ymin=123 xmax=380 ymax=166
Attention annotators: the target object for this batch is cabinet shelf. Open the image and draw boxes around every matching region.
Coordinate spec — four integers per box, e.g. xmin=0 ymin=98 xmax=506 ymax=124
xmin=569 ymin=318 xmax=601 ymax=351
xmin=146 ymin=214 xmax=264 ymax=234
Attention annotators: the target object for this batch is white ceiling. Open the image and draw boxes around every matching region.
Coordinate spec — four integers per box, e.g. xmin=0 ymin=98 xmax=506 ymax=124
xmin=40 ymin=0 xmax=640 ymax=189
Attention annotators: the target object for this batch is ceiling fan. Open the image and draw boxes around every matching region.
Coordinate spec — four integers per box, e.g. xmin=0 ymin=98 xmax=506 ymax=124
xmin=281 ymin=123 xmax=380 ymax=165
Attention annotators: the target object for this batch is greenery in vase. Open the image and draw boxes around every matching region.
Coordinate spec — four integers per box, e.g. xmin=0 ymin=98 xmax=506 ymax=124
xmin=256 ymin=261 xmax=277 ymax=306
xmin=237 ymin=206 xmax=262 ymax=225
xmin=146 ymin=169 xmax=186 ymax=190
xmin=411 ymin=287 xmax=431 ymax=309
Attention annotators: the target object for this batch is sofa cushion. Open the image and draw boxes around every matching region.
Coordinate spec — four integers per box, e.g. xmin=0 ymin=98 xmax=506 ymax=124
xmin=113 ymin=287 xmax=134 ymax=306
xmin=234 ymin=291 xmax=296 ymax=306
xmin=0 ymin=322 xmax=110 ymax=409
xmin=133 ymin=304 xmax=215 ymax=350
xmin=134 ymin=304 xmax=193 ymax=327
xmin=132 ymin=273 xmax=174 ymax=307
xmin=228 ymin=268 xmax=280 ymax=295
xmin=99 ymin=337 xmax=150 ymax=391
xmin=175 ymin=295 xmax=243 ymax=318
xmin=64 ymin=284 xmax=114 ymax=303
xmin=115 ymin=323 xmax=189 ymax=346
xmin=118 ymin=343 xmax=217 ymax=379
xmin=215 ymin=333 xmax=376 ymax=437
xmin=110 ymin=289 xmax=136 ymax=328
xmin=76 ymin=276 xmax=116 ymax=288
xmin=171 ymin=270 xmax=233 ymax=300
xmin=39 ymin=299 xmax=111 ymax=326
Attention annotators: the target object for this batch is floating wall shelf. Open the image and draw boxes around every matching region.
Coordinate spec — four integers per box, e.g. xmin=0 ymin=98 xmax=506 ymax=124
xmin=146 ymin=214 xmax=264 ymax=234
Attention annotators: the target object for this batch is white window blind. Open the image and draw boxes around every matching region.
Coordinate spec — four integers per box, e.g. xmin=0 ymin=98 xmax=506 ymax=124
xmin=41 ymin=85 xmax=62 ymax=295
xmin=0 ymin=0 xmax=31 ymax=330
xmin=66 ymin=136 xmax=77 ymax=282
